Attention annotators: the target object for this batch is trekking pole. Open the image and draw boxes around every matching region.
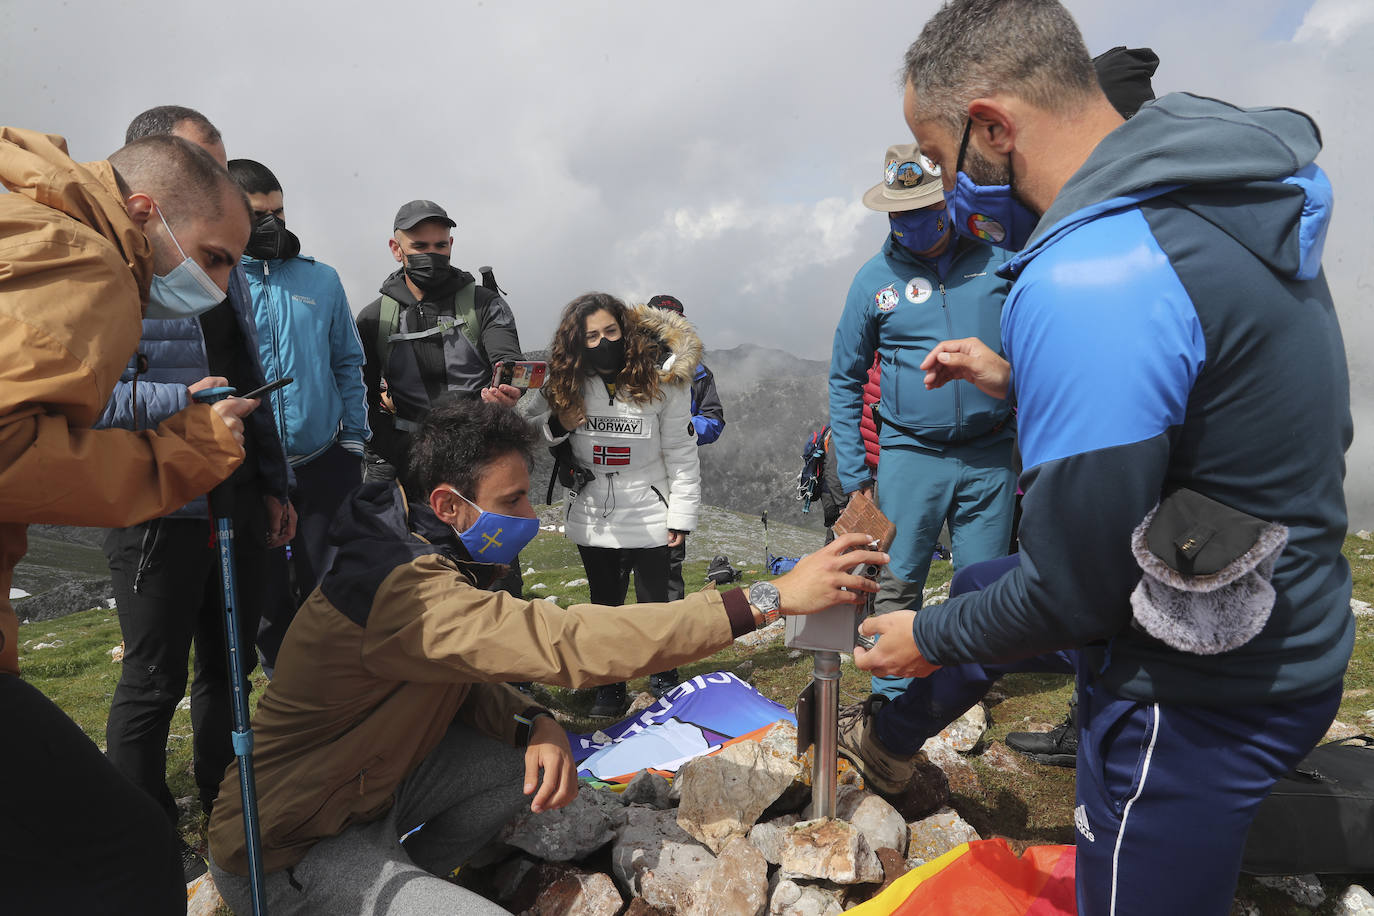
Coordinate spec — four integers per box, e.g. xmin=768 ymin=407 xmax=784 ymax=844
xmin=762 ymin=512 xmax=769 ymax=569
xmin=192 ymin=386 xmax=268 ymax=916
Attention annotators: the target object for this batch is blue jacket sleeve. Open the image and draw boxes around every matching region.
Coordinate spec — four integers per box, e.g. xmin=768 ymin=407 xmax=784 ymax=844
xmin=95 ymin=373 xmax=191 ymax=432
xmin=827 ymin=272 xmax=879 ymax=493
xmin=690 ymin=365 xmax=724 ymax=446
xmin=912 ymin=212 xmax=1205 ymax=665
xmin=326 ymin=271 xmax=371 ymax=454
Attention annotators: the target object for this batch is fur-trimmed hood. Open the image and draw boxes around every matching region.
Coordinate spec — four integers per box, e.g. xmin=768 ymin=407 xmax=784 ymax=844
xmin=632 ymin=303 xmax=702 ymax=385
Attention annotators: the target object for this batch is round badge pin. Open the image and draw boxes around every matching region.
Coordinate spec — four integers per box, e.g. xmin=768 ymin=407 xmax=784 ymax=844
xmin=875 ymin=284 xmax=900 ymax=312
xmin=905 ymin=277 xmax=934 ymax=304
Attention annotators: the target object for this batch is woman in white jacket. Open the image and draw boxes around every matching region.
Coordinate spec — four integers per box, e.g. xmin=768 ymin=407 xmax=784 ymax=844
xmin=534 ymin=292 xmax=702 ymax=717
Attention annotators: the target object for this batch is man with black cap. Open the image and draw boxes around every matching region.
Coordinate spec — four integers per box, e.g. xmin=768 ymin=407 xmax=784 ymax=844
xmin=356 ymin=200 xmax=524 ymax=482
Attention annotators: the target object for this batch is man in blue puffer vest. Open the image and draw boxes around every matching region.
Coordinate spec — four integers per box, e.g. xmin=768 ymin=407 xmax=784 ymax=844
xmin=828 ymin=140 xmax=1016 ymax=713
xmin=96 ymin=106 xmax=294 ymax=881
xmin=229 ymin=158 xmax=371 ymax=672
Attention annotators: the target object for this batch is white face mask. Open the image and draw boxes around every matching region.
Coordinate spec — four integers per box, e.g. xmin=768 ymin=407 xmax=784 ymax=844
xmin=144 ymin=204 xmax=225 ymax=319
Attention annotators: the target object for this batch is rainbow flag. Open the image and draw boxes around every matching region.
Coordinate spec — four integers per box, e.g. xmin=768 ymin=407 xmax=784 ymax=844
xmin=845 ymin=839 xmax=1075 ymax=915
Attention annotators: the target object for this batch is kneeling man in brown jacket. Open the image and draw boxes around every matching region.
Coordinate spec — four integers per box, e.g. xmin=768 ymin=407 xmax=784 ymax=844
xmin=209 ymin=397 xmax=888 ymax=914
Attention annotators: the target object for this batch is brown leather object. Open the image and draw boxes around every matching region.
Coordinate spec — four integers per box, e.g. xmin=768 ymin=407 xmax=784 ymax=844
xmin=830 ymin=491 xmax=896 ymax=553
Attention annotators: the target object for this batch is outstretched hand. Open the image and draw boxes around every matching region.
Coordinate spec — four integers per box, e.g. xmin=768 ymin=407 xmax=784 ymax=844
xmin=773 ymin=533 xmax=889 ymax=615
xmin=920 ymin=338 xmax=1012 ymax=400
xmin=852 ymin=611 xmax=940 ymax=678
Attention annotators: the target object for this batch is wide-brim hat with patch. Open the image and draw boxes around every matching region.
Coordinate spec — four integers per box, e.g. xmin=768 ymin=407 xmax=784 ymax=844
xmin=862 ymin=142 xmax=945 ymax=212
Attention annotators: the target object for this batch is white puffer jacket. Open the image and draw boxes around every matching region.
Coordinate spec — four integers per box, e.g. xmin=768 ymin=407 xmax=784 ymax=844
xmin=532 ymin=306 xmax=703 ymax=549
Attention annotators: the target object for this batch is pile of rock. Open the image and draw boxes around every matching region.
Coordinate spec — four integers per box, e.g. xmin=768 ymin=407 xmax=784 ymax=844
xmin=464 ymin=718 xmax=987 ymax=915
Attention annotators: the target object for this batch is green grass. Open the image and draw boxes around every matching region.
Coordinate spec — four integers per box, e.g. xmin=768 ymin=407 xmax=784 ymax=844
xmin=17 ymin=534 xmax=1374 ymax=913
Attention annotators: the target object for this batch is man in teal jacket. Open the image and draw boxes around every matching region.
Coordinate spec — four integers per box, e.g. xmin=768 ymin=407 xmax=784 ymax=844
xmin=828 ymin=141 xmax=1015 ymax=702
xmin=230 ymin=158 xmax=371 ymax=672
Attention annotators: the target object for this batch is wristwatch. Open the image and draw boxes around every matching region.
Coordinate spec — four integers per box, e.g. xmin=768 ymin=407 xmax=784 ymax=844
xmin=748 ymin=581 xmax=782 ymax=627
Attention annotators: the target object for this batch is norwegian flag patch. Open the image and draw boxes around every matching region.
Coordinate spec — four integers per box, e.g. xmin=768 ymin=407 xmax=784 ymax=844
xmin=592 ymin=445 xmax=631 ymax=466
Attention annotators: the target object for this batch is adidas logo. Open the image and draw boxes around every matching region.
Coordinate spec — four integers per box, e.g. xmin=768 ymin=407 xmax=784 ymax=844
xmin=1074 ymin=804 xmax=1095 ymax=843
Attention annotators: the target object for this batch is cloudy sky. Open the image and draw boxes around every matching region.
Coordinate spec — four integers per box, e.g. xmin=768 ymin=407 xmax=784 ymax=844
xmin=4 ymin=0 xmax=1371 ymax=520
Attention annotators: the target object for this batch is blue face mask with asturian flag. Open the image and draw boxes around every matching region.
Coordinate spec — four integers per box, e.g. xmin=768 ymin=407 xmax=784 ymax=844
xmin=444 ymin=487 xmax=539 ymax=566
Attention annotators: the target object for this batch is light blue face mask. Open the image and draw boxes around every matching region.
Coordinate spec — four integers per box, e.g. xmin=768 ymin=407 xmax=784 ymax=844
xmin=144 ymin=205 xmax=225 ymax=319
xmin=445 ymin=487 xmax=539 ymax=566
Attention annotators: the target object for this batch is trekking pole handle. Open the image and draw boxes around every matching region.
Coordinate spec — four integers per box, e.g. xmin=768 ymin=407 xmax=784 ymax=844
xmin=191 ymin=385 xmax=237 ymax=405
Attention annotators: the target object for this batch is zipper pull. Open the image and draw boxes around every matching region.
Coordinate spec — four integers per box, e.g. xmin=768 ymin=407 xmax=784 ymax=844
xmin=263 ymin=261 xmax=271 ymax=277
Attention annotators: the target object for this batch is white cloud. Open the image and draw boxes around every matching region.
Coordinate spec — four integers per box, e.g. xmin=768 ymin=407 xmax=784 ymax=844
xmin=1294 ymin=0 xmax=1374 ymax=44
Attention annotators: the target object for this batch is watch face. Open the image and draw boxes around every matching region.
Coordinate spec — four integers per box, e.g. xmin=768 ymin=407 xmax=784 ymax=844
xmin=749 ymin=581 xmax=781 ymax=611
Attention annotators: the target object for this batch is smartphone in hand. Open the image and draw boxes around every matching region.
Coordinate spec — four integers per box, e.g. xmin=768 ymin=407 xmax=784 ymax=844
xmin=490 ymin=361 xmax=548 ymax=390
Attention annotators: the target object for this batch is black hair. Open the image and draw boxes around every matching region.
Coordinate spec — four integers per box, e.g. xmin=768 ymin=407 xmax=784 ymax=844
xmin=125 ymin=105 xmax=222 ymax=145
xmin=227 ymin=158 xmax=283 ymax=196
xmin=406 ymin=397 xmax=537 ymax=498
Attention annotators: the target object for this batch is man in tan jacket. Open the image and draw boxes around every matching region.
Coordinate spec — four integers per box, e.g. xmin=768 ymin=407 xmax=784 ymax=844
xmin=0 ymin=126 xmax=258 ymax=913
xmin=209 ymin=398 xmax=888 ymax=915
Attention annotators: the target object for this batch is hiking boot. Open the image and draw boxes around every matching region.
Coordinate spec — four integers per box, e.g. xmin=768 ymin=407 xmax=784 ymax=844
xmin=180 ymin=839 xmax=208 ymax=883
xmin=836 ymin=693 xmax=919 ymax=797
xmin=648 ymin=670 xmax=679 ymax=699
xmin=1005 ymin=715 xmax=1078 ymax=768
xmin=588 ymin=682 xmax=628 ymax=718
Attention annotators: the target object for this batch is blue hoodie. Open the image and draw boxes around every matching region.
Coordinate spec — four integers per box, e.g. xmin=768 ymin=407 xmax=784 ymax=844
xmin=912 ymin=93 xmax=1352 ymax=706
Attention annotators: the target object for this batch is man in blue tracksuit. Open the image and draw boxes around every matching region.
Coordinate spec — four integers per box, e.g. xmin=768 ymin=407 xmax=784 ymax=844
xmin=829 ymin=141 xmax=1016 ymax=706
xmin=229 ymin=158 xmax=371 ymax=672
xmin=855 ymin=3 xmax=1352 ymax=912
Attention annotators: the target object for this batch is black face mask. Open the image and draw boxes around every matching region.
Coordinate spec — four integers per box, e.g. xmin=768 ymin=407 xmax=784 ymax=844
xmin=586 ymin=336 xmax=626 ymax=376
xmin=245 ymin=214 xmax=300 ymax=261
xmin=403 ymin=253 xmax=456 ymax=293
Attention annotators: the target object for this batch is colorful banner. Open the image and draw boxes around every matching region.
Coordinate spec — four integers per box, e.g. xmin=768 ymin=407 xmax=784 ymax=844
xmin=844 ymin=839 xmax=1076 ymax=915
xmin=568 ymin=671 xmax=795 ymax=785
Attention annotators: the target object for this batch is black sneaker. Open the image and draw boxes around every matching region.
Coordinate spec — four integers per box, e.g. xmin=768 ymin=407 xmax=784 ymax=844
xmin=588 ymin=682 xmax=627 ymax=718
xmin=180 ymin=839 xmax=208 ymax=883
xmin=1004 ymin=716 xmax=1078 ymax=767
xmin=647 ymin=671 xmax=679 ymax=699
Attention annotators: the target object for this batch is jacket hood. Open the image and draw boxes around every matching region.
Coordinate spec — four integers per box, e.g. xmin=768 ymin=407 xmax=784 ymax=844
xmin=633 ymin=303 xmax=702 ymax=385
xmin=1010 ymin=93 xmax=1331 ymax=283
xmin=0 ymin=126 xmax=153 ymax=297
xmin=378 ymin=265 xmax=476 ymax=305
xmin=329 ymin=479 xmax=497 ymax=587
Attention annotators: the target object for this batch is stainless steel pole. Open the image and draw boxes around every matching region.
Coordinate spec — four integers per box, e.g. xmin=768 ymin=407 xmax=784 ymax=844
xmin=811 ymin=649 xmax=841 ymax=818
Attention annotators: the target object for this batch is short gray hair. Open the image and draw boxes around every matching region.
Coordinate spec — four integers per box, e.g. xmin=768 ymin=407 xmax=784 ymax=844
xmin=904 ymin=0 xmax=1099 ymax=136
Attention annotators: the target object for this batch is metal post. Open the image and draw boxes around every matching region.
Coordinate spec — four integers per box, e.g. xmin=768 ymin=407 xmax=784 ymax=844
xmin=810 ymin=650 xmax=841 ymax=819
xmin=194 ymin=387 xmax=267 ymax=915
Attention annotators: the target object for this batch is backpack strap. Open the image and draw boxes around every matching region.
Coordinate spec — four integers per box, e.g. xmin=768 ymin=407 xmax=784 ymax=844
xmin=452 ymin=282 xmax=483 ymax=359
xmin=379 ymin=283 xmax=485 ymax=367
xmin=378 ymin=295 xmax=401 ymax=369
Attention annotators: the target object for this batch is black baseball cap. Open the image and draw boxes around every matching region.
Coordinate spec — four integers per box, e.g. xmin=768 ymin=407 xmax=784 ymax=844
xmin=648 ymin=294 xmax=684 ymax=315
xmin=393 ymin=199 xmax=456 ymax=231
